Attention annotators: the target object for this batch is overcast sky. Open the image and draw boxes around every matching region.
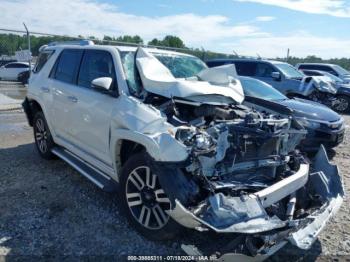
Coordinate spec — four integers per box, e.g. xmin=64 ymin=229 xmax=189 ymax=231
xmin=1 ymin=0 xmax=350 ymax=58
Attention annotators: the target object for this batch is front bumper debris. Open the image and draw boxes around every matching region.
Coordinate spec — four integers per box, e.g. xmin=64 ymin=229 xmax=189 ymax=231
xmin=175 ymin=146 xmax=343 ymax=260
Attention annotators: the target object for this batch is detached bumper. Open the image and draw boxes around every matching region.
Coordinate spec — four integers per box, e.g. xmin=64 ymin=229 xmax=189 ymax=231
xmin=175 ymin=146 xmax=344 ymax=260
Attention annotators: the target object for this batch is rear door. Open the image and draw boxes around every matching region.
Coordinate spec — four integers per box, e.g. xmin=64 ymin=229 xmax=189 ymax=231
xmin=50 ymin=49 xmax=84 ymax=140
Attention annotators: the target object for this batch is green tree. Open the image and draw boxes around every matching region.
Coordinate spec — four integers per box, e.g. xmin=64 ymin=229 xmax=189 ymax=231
xmin=147 ymin=35 xmax=185 ymax=48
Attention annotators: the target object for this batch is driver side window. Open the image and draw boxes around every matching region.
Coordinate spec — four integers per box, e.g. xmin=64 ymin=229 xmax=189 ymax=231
xmin=256 ymin=63 xmax=275 ymax=78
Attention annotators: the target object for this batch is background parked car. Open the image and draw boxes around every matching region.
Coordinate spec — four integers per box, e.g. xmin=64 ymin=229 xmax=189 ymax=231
xmin=300 ymin=69 xmax=350 ymax=112
xmin=17 ymin=70 xmax=30 ymax=85
xmin=296 ymin=63 xmax=350 ymax=84
xmin=206 ymin=59 xmax=349 ymax=113
xmin=0 ymin=62 xmax=31 ymax=81
xmin=240 ymin=76 xmax=345 ymax=151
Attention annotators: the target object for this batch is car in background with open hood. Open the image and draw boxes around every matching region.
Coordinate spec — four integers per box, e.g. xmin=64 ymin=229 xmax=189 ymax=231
xmin=299 ymin=69 xmax=350 ymax=113
xmin=239 ymin=76 xmax=345 ymax=151
xmin=23 ymin=42 xmax=344 ymax=261
xmin=206 ymin=59 xmax=347 ymax=113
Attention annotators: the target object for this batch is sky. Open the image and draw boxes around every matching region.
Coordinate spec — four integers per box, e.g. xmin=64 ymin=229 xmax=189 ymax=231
xmin=1 ymin=0 xmax=350 ymax=59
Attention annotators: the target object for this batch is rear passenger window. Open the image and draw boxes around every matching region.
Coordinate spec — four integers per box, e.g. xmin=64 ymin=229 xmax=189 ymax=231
xmin=33 ymin=51 xmax=54 ymax=73
xmin=53 ymin=49 xmax=83 ymax=84
xmin=78 ymin=50 xmax=116 ymax=89
xmin=235 ymin=62 xmax=257 ymax=76
xmin=206 ymin=61 xmax=226 ymax=67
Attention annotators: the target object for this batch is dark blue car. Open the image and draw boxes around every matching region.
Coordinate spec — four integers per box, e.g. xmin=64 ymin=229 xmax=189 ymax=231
xmin=239 ymin=76 xmax=345 ymax=151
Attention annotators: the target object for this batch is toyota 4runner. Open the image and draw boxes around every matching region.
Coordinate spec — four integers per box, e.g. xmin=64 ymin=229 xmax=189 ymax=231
xmin=23 ymin=41 xmax=344 ymax=260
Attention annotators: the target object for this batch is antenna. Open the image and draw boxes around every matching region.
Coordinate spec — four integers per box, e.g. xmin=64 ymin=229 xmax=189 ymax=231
xmin=232 ymin=50 xmax=239 ymax=57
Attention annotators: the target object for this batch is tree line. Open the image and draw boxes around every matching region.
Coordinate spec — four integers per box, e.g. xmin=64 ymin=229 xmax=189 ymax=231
xmin=0 ymin=33 xmax=349 ymax=69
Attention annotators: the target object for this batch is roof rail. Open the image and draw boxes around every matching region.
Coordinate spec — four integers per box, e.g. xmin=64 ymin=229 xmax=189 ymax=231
xmin=47 ymin=40 xmax=94 ymax=47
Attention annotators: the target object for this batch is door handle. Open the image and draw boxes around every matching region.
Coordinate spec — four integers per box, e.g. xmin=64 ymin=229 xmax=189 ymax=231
xmin=67 ymin=96 xmax=78 ymax=103
xmin=40 ymin=86 xmax=50 ymax=93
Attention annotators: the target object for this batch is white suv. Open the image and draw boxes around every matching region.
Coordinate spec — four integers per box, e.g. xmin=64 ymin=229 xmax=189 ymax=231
xmin=23 ymin=41 xmax=343 ymax=259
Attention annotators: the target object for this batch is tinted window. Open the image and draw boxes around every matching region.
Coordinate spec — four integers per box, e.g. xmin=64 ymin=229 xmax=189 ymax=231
xmin=53 ymin=49 xmax=83 ymax=84
xmin=5 ymin=63 xmax=28 ymax=68
xmin=78 ymin=50 xmax=116 ymax=89
xmin=256 ymin=63 xmax=275 ymax=77
xmin=299 ymin=64 xmax=335 ymax=74
xmin=206 ymin=61 xmax=226 ymax=68
xmin=302 ymin=70 xmax=322 ymax=76
xmin=234 ymin=62 xmax=257 ymax=76
xmin=33 ymin=51 xmax=54 ymax=73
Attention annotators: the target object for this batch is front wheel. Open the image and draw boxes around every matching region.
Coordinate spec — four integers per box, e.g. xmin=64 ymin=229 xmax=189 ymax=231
xmin=33 ymin=111 xmax=55 ymax=159
xmin=332 ymin=95 xmax=350 ymax=113
xmin=120 ymin=152 xmax=181 ymax=241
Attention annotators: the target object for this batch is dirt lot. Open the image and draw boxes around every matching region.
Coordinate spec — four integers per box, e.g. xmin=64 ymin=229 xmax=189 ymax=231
xmin=0 ymin=85 xmax=349 ymax=261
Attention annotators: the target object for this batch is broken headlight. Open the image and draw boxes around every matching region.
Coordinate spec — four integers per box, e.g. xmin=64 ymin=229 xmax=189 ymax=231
xmin=176 ymin=128 xmax=215 ymax=152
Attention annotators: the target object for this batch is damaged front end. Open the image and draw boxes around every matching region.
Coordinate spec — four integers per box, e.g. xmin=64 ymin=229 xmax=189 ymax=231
xmin=299 ymin=76 xmax=339 ymax=108
xmin=127 ymin=48 xmax=344 ymax=260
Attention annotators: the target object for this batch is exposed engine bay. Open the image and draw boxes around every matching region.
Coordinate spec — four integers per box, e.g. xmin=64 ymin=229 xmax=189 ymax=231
xmin=124 ymin=47 xmax=344 ymax=260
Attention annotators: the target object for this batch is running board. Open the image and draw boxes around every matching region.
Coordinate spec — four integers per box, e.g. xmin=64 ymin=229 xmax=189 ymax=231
xmin=51 ymin=147 xmax=118 ymax=192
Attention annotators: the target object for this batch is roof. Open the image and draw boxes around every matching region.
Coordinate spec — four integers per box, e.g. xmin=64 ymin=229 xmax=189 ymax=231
xmin=43 ymin=42 xmax=194 ymax=58
xmin=297 ymin=63 xmax=336 ymax=67
xmin=206 ymin=58 xmax=288 ymax=65
xmin=5 ymin=61 xmax=29 ymax=65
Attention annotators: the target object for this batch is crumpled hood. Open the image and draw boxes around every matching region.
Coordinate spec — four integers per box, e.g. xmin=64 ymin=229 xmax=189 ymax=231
xmin=280 ymin=98 xmax=340 ymax=122
xmin=135 ymin=48 xmax=244 ymax=104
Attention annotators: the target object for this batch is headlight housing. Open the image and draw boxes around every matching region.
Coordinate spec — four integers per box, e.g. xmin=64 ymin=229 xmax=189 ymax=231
xmin=175 ymin=128 xmax=215 ymax=153
xmin=297 ymin=118 xmax=321 ymax=129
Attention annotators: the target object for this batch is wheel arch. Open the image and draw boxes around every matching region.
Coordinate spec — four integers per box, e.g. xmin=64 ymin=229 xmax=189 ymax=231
xmin=111 ymin=129 xmax=189 ymax=180
xmin=23 ymin=97 xmax=44 ymax=126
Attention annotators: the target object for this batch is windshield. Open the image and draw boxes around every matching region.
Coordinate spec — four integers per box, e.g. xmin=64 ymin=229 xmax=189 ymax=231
xmin=153 ymin=53 xmax=207 ymax=78
xmin=274 ymin=63 xmax=305 ymax=79
xmin=120 ymin=50 xmax=208 ymax=95
xmin=240 ymin=77 xmax=287 ymax=101
xmin=333 ymin=65 xmax=350 ymax=76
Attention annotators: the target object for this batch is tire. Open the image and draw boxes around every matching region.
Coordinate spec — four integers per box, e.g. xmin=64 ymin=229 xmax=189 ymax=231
xmin=119 ymin=152 xmax=181 ymax=241
xmin=33 ymin=111 xmax=55 ymax=159
xmin=332 ymin=95 xmax=350 ymax=113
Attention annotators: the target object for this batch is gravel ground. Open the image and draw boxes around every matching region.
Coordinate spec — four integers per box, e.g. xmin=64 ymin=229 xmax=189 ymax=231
xmin=0 ymin=85 xmax=349 ymax=261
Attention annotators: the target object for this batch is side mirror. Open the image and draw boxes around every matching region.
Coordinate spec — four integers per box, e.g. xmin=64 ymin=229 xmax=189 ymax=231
xmin=91 ymin=77 xmax=113 ymax=90
xmin=271 ymin=71 xmax=281 ymax=81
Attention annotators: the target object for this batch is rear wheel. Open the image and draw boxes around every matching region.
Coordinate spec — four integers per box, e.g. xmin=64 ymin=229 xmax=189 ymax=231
xmin=120 ymin=152 xmax=181 ymax=240
xmin=332 ymin=95 xmax=350 ymax=113
xmin=33 ymin=111 xmax=55 ymax=159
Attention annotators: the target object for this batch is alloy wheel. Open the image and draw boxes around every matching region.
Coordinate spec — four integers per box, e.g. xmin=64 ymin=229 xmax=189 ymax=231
xmin=333 ymin=97 xmax=349 ymax=112
xmin=126 ymin=166 xmax=171 ymax=230
xmin=35 ymin=118 xmax=48 ymax=153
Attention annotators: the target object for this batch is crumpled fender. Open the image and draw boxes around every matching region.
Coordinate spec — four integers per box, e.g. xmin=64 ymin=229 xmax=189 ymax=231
xmin=110 ymin=129 xmax=188 ymax=164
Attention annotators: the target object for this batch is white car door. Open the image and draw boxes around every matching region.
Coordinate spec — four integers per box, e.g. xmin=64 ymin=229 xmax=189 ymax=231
xmin=63 ymin=49 xmax=117 ymax=166
xmin=49 ymin=49 xmax=84 ymax=141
